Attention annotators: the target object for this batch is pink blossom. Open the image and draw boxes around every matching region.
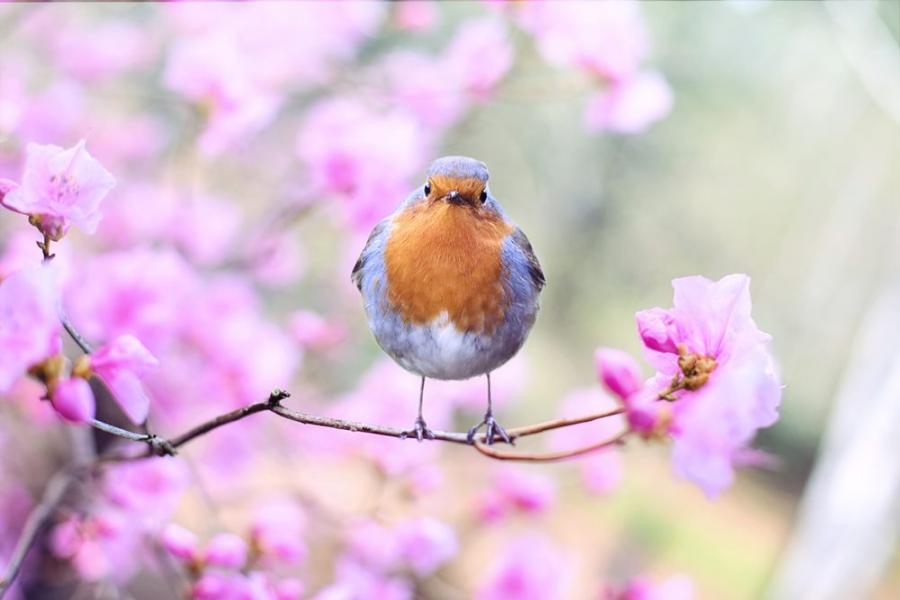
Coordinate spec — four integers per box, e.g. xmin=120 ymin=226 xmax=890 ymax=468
xmin=249 ymin=233 xmax=307 ymax=288
xmin=394 ymin=2 xmax=439 ymax=33
xmin=296 ymin=96 xmax=429 ymax=231
xmin=316 ymin=558 xmax=412 ymax=600
xmin=585 ymin=71 xmax=673 ymax=133
xmin=49 ymin=512 xmax=141 ymax=582
xmin=476 ymin=467 xmax=556 ymax=522
xmin=205 ymin=533 xmax=248 ymax=570
xmin=2 ymin=140 xmax=116 ymax=237
xmin=51 ymin=20 xmax=157 ymax=82
xmin=289 ymin=310 xmax=346 ymax=351
xmin=607 ymin=574 xmax=695 ymax=600
xmin=171 ymin=194 xmax=242 ymax=266
xmin=478 ymin=534 xmax=570 ymax=600
xmin=90 ymin=335 xmax=159 ymax=424
xmin=518 ymin=0 xmax=650 ymax=81
xmin=50 ymin=377 xmax=95 ymax=423
xmin=0 ymin=229 xmax=49 ymax=281
xmin=192 ymin=571 xmax=273 ymax=600
xmin=14 ymin=81 xmax=87 ymax=146
xmin=103 ymin=459 xmax=188 ymax=526
xmin=444 ymin=17 xmax=514 ymax=100
xmin=638 ymin=274 xmax=781 ymax=496
xmin=377 ymin=51 xmax=466 ymax=130
xmin=250 ymin=498 xmax=308 ymax=566
xmin=343 ymin=520 xmax=401 ymax=572
xmin=64 ymin=247 xmax=197 ymax=352
xmin=161 ymin=523 xmax=200 ymax=562
xmin=273 ymin=578 xmax=305 ymax=600
xmin=163 ymin=32 xmax=282 ymax=156
xmin=635 ymin=306 xmax=680 ymax=353
xmin=595 ymin=347 xmax=643 ymax=400
xmin=0 ymin=265 xmax=60 ymax=392
xmin=395 ymin=517 xmax=458 ymax=576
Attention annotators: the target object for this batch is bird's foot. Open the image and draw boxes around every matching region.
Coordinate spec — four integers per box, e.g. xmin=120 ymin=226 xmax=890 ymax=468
xmin=402 ymin=417 xmax=435 ymax=442
xmin=467 ymin=413 xmax=512 ymax=446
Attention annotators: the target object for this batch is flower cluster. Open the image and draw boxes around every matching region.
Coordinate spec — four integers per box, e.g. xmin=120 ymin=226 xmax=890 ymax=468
xmin=595 ymin=274 xmax=782 ymax=496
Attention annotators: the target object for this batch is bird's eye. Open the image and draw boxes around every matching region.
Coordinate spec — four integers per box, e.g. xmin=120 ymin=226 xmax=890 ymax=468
xmin=479 ymin=190 xmax=488 ymax=203
xmin=424 ymin=182 xmax=431 ymax=196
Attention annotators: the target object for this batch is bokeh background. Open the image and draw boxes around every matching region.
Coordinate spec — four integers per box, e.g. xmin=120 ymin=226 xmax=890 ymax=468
xmin=1 ymin=1 xmax=898 ymax=599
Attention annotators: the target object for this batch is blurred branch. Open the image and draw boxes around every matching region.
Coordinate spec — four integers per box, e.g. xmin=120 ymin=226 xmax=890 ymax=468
xmin=0 ymin=470 xmax=77 ymax=597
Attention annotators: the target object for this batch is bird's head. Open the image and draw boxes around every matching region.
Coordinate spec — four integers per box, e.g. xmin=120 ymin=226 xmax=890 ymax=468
xmin=422 ymin=156 xmax=497 ymax=212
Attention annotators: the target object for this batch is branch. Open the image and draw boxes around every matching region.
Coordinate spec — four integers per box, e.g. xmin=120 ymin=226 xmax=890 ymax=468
xmin=100 ymin=390 xmax=630 ymax=462
xmin=0 ymin=471 xmax=76 ymax=596
xmin=473 ymin=430 xmax=629 ymax=462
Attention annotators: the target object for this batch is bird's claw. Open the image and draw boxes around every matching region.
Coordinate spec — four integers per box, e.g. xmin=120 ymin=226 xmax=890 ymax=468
xmin=404 ymin=417 xmax=435 ymax=442
xmin=467 ymin=413 xmax=512 ymax=446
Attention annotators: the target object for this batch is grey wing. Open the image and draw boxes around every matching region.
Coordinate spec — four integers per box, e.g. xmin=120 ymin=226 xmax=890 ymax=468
xmin=351 ymin=219 xmax=389 ymax=291
xmin=510 ymin=228 xmax=545 ymax=291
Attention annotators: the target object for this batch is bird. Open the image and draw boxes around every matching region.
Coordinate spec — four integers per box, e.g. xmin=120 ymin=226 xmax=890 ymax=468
xmin=352 ymin=156 xmax=544 ymax=444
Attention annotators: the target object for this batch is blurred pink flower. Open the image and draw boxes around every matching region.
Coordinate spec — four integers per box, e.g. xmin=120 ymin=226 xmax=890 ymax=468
xmin=90 ymin=334 xmax=158 ymax=423
xmin=394 ymin=1 xmax=438 ymax=32
xmin=249 ymin=233 xmax=308 ymax=289
xmin=0 ymin=265 xmax=60 ymax=392
xmin=166 ymin=2 xmax=385 ymax=89
xmin=444 ymin=17 xmax=514 ymax=100
xmin=478 ymin=534 xmax=570 ymax=600
xmin=15 ymin=81 xmax=87 ymax=145
xmin=51 ymin=20 xmax=158 ymax=82
xmin=289 ymin=310 xmax=346 ymax=351
xmin=585 ymin=71 xmax=673 ymax=133
xmin=344 ymin=520 xmax=401 ymax=572
xmin=316 ymin=557 xmax=412 ymax=600
xmin=192 ymin=571 xmax=274 ymax=600
xmin=550 ymin=388 xmax=625 ymax=495
xmin=50 ymin=377 xmax=95 ymax=423
xmin=606 ymin=574 xmax=695 ymax=600
xmin=518 ymin=0 xmax=650 ymax=81
xmin=64 ymin=247 xmax=197 ymax=352
xmin=638 ymin=274 xmax=781 ymax=496
xmin=103 ymin=458 xmax=188 ymax=526
xmin=395 ymin=517 xmax=458 ymax=576
xmin=250 ymin=497 xmax=308 ymax=566
xmin=595 ymin=347 xmax=643 ymax=400
xmin=161 ymin=523 xmax=200 ymax=562
xmin=378 ymin=51 xmax=466 ymax=130
xmin=49 ymin=512 xmax=141 ymax=582
xmin=476 ymin=467 xmax=556 ymax=523
xmin=172 ymin=194 xmax=242 ymax=266
xmin=0 ymin=229 xmax=46 ymax=281
xmin=296 ymin=96 xmax=429 ymax=231
xmin=163 ymin=32 xmax=281 ymax=156
xmin=2 ymin=140 xmax=116 ymax=238
xmin=205 ymin=533 xmax=248 ymax=570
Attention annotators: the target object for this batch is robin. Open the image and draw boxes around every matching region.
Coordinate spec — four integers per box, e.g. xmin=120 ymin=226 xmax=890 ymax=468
xmin=352 ymin=156 xmax=545 ymax=444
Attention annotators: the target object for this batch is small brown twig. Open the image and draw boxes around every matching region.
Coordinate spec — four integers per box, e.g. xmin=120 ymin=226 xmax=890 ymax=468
xmin=473 ymin=430 xmax=630 ymax=462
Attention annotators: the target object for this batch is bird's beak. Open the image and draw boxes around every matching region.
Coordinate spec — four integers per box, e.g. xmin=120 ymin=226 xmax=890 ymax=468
xmin=444 ymin=190 xmax=463 ymax=205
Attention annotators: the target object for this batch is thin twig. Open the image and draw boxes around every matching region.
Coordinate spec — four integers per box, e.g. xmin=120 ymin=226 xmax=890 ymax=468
xmin=0 ymin=471 xmax=76 ymax=596
xmin=61 ymin=312 xmax=93 ymax=354
xmin=505 ymin=406 xmax=625 ymax=438
xmin=473 ymin=430 xmax=630 ymax=462
xmin=88 ymin=420 xmax=176 ymax=457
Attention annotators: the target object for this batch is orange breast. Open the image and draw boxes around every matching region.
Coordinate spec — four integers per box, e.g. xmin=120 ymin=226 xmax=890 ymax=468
xmin=384 ymin=201 xmax=514 ymax=334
